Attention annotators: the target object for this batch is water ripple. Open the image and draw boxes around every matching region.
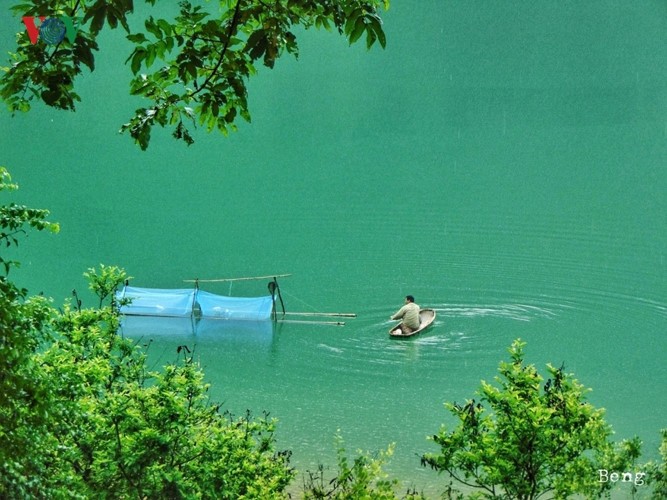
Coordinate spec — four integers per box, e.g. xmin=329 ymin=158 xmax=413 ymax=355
xmin=433 ymin=303 xmax=558 ymax=322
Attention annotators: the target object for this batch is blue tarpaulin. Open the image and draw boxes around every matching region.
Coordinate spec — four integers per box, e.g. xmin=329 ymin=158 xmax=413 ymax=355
xmin=117 ymin=286 xmax=196 ymax=317
xmin=116 ymin=285 xmax=274 ymax=321
xmin=196 ymin=291 xmax=274 ymax=320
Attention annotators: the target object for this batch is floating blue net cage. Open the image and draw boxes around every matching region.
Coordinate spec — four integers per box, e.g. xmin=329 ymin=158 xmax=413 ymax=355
xmin=116 ymin=283 xmax=276 ymax=321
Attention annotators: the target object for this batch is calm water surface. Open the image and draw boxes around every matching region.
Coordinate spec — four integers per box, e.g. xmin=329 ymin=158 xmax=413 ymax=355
xmin=1 ymin=1 xmax=665 ymax=495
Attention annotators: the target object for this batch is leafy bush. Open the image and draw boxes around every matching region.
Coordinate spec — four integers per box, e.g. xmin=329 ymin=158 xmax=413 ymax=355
xmin=645 ymin=429 xmax=667 ymax=499
xmin=302 ymin=434 xmax=425 ymax=499
xmin=422 ymin=339 xmax=642 ymax=499
xmin=0 ymin=169 xmax=293 ymax=498
xmin=0 ymin=167 xmax=62 ymax=498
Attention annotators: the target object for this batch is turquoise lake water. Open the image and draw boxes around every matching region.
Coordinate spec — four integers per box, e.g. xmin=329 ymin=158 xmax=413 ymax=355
xmin=1 ymin=1 xmax=665 ymax=496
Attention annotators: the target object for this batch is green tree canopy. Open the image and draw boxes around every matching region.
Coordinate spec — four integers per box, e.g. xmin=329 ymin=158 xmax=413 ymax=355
xmin=2 ymin=0 xmax=389 ymax=149
xmin=421 ymin=339 xmax=642 ymax=500
xmin=0 ymin=167 xmax=60 ymax=497
xmin=646 ymin=429 xmax=667 ymax=499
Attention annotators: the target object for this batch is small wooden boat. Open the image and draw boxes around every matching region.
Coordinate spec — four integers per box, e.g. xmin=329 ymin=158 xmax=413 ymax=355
xmin=389 ymin=309 xmax=436 ymax=338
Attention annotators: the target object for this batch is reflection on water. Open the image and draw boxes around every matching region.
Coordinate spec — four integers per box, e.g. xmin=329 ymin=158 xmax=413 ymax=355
xmin=119 ymin=315 xmax=197 ymax=337
xmin=120 ymin=316 xmax=274 ymax=343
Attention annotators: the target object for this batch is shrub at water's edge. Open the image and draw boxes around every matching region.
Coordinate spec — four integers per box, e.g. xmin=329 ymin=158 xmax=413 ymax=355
xmin=0 ymin=169 xmax=294 ymax=498
xmin=421 ymin=339 xmax=646 ymax=499
xmin=645 ymin=429 xmax=667 ymax=499
xmin=2 ymin=265 xmax=296 ymax=498
xmin=43 ymin=283 xmax=295 ymax=498
xmin=301 ymin=435 xmax=426 ymax=499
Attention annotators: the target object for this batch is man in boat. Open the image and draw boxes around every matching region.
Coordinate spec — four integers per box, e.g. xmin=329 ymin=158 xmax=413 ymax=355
xmin=391 ymin=295 xmax=420 ymax=334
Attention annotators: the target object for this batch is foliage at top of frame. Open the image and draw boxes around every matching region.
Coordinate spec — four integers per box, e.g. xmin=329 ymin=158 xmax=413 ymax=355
xmin=2 ymin=1 xmax=390 ymax=149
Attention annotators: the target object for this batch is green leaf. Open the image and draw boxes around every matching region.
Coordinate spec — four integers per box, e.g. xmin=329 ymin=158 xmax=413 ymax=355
xmin=186 ymin=62 xmax=198 ymax=81
xmin=41 ymin=89 xmax=60 ymax=105
xmin=106 ymin=8 xmax=119 ymax=29
xmin=74 ymin=42 xmax=95 ymax=71
xmin=249 ymin=37 xmax=267 ymax=61
xmin=157 ymin=19 xmax=172 ymax=37
xmin=369 ymin=16 xmax=386 ymax=48
xmin=145 ymin=46 xmax=156 ymax=68
xmin=144 ymin=17 xmax=162 ymax=39
xmin=199 ymin=100 xmax=210 ymax=124
xmin=90 ymin=6 xmax=107 ymax=34
xmin=130 ymin=49 xmax=145 ymax=74
xmin=349 ymin=17 xmax=366 ymax=45
xmin=245 ymin=29 xmax=265 ymax=53
xmin=365 ymin=28 xmax=376 ymax=49
xmin=344 ymin=8 xmax=363 ymax=36
xmin=127 ymin=33 xmax=148 ymax=43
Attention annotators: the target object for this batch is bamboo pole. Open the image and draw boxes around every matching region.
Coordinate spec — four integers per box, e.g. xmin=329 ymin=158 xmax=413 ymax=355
xmin=283 ymin=312 xmax=357 ymax=318
xmin=277 ymin=319 xmax=345 ymax=326
xmin=183 ymin=273 xmax=292 ymax=283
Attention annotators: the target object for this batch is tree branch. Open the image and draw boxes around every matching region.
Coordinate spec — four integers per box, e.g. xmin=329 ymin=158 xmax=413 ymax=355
xmin=191 ymin=0 xmax=243 ymax=98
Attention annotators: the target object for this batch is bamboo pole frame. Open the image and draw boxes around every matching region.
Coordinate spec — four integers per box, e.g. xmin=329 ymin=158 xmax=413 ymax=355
xmin=283 ymin=312 xmax=357 ymax=318
xmin=277 ymin=319 xmax=345 ymax=326
xmin=183 ymin=274 xmax=292 ymax=283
